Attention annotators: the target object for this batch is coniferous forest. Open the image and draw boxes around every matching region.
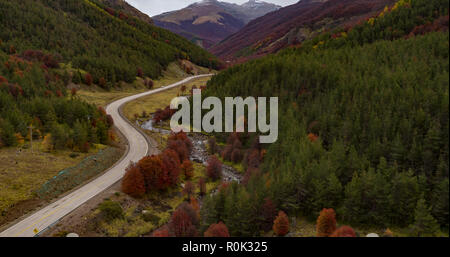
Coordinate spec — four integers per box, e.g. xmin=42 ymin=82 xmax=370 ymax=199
xmin=200 ymin=0 xmax=449 ymax=236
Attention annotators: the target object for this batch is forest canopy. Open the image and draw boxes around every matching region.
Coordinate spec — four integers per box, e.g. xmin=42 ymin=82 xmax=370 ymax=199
xmin=200 ymin=0 xmax=449 ymax=236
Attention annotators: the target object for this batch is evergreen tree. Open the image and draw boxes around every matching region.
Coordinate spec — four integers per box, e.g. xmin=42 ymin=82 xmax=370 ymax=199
xmin=410 ymin=196 xmax=440 ymax=237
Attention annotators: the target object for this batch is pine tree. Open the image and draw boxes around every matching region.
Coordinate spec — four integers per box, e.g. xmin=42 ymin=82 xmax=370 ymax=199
xmin=410 ymin=196 xmax=440 ymax=237
xmin=431 ymin=178 xmax=449 ymax=228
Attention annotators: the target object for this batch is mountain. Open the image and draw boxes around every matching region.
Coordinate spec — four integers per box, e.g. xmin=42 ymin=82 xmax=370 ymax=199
xmin=210 ymin=0 xmax=396 ymax=62
xmin=153 ymin=0 xmax=280 ymax=48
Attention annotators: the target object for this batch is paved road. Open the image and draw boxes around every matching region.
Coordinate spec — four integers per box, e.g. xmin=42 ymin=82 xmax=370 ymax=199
xmin=0 ymin=74 xmax=212 ymax=237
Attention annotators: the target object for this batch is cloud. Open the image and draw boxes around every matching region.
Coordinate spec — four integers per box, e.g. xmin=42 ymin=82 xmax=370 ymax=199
xmin=125 ymin=0 xmax=299 ymax=17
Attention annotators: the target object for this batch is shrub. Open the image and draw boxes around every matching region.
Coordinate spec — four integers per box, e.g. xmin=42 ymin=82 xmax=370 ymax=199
xmin=99 ymin=200 xmax=123 ymax=222
xmin=84 ymin=73 xmax=93 ymax=86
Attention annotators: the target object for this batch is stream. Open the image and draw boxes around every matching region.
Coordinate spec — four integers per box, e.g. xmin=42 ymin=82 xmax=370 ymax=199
xmin=140 ymin=118 xmax=243 ymax=184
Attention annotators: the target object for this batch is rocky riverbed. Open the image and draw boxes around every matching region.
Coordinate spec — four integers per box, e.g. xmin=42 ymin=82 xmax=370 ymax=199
xmin=140 ymin=118 xmax=242 ymax=184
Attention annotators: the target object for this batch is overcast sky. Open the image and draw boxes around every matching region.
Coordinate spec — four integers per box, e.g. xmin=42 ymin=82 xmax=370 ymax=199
xmin=125 ymin=0 xmax=299 ymax=17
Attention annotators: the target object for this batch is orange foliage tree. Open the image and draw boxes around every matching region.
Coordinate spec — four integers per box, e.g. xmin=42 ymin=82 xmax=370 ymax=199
xmin=316 ymin=208 xmax=337 ymax=237
xmin=121 ymin=162 xmax=146 ymax=198
xmin=181 ymin=159 xmax=194 ymax=179
xmin=273 ymin=210 xmax=289 ymax=236
xmin=330 ymin=226 xmax=356 ymax=237
xmin=204 ymin=222 xmax=230 ymax=237
xmin=138 ymin=155 xmax=164 ymax=191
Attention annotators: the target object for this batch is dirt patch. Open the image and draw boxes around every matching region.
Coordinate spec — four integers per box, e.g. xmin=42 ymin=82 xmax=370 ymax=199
xmin=0 ymin=198 xmax=45 ymax=229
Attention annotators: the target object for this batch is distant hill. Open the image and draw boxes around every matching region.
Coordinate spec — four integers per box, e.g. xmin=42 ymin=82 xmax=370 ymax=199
xmin=210 ymin=0 xmax=396 ymax=62
xmin=153 ymin=0 xmax=280 ymax=49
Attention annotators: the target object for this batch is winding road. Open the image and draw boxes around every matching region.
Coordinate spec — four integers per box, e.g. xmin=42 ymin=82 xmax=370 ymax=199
xmin=0 ymin=74 xmax=212 ymax=237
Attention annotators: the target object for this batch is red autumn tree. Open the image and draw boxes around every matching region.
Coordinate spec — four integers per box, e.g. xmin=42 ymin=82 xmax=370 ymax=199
xmin=316 ymin=208 xmax=337 ymax=237
xmin=330 ymin=226 xmax=356 ymax=237
xmin=182 ymin=181 xmax=195 ymax=198
xmin=204 ymin=222 xmax=230 ymax=237
xmin=231 ymin=148 xmax=243 ymax=163
xmin=181 ymin=159 xmax=194 ymax=179
xmin=308 ymin=133 xmax=319 ymax=142
xmin=221 ymin=145 xmax=233 ymax=161
xmin=198 ymin=177 xmax=206 ymax=196
xmin=246 ymin=149 xmax=261 ymax=171
xmin=144 ymin=78 xmax=154 ymax=89
xmin=106 ymin=114 xmax=114 ymax=126
xmin=161 ymin=149 xmax=181 ymax=186
xmin=71 ymin=88 xmax=77 ymax=97
xmin=99 ymin=77 xmax=106 ymax=88
xmin=84 ymin=73 xmax=93 ymax=86
xmin=169 ymin=204 xmax=198 ymax=237
xmin=167 ymin=132 xmax=192 ymax=161
xmin=190 ymin=196 xmax=200 ymax=216
xmin=121 ymin=162 xmax=146 ymax=198
xmin=137 ymin=67 xmax=143 ymax=78
xmin=273 ymin=211 xmax=289 ymax=236
xmin=206 ymin=155 xmax=222 ymax=181
xmin=138 ymin=155 xmax=164 ymax=191
xmin=261 ymin=198 xmax=277 ymax=231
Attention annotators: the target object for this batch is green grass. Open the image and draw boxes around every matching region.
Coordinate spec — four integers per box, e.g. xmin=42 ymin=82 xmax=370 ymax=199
xmin=0 ymin=141 xmax=97 ymax=213
xmin=123 ymin=76 xmax=212 ymax=122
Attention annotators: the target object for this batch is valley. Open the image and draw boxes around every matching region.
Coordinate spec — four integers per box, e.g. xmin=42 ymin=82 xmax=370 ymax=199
xmin=0 ymin=0 xmax=449 ymax=239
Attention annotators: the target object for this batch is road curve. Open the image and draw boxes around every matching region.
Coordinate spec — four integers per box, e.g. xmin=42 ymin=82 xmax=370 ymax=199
xmin=0 ymin=74 xmax=212 ymax=237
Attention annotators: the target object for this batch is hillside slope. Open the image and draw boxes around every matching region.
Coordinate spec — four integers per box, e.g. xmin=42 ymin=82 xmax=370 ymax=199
xmin=0 ymin=0 xmax=219 ymax=84
xmin=153 ymin=0 xmax=280 ymax=48
xmin=98 ymin=0 xmax=154 ymax=24
xmin=201 ymin=0 xmax=449 ymax=236
xmin=211 ymin=0 xmax=396 ymax=61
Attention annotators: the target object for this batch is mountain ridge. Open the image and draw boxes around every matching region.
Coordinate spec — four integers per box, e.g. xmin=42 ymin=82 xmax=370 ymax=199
xmin=153 ymin=0 xmax=280 ymax=48
xmin=211 ymin=0 xmax=396 ymax=62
